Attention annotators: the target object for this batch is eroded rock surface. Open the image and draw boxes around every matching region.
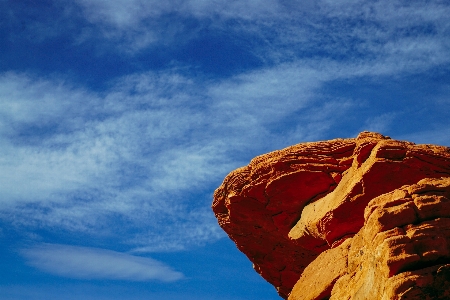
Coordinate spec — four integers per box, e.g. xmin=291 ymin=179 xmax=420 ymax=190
xmin=291 ymin=177 xmax=450 ymax=300
xmin=212 ymin=132 xmax=450 ymax=299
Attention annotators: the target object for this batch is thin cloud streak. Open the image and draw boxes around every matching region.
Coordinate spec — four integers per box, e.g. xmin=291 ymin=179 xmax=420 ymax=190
xmin=1 ymin=41 xmax=448 ymax=249
xmin=1 ymin=0 xmax=449 ymax=248
xmin=6 ymin=0 xmax=443 ymax=59
xmin=67 ymin=0 xmax=450 ymax=59
xmin=21 ymin=244 xmax=184 ymax=282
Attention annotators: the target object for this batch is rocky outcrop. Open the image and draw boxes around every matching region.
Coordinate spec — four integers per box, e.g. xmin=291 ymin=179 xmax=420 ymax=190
xmin=291 ymin=177 xmax=450 ymax=300
xmin=212 ymin=132 xmax=450 ymax=299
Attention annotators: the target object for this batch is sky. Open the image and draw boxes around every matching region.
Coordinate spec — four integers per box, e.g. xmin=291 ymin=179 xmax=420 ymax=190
xmin=0 ymin=0 xmax=449 ymax=299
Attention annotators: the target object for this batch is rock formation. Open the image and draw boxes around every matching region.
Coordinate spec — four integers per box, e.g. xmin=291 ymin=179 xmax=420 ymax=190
xmin=212 ymin=132 xmax=450 ymax=299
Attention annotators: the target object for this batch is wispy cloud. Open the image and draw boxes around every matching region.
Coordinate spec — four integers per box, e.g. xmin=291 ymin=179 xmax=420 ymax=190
xmin=4 ymin=37 xmax=450 ymax=246
xmin=361 ymin=112 xmax=397 ymax=134
xmin=21 ymin=244 xmax=184 ymax=281
xmin=74 ymin=0 xmax=283 ymax=27
xmin=0 ymin=64 xmax=345 ymax=250
xmin=1 ymin=1 xmax=449 ymax=251
xmin=11 ymin=0 xmax=445 ymax=61
xmin=2 ymin=12 xmax=449 ymax=248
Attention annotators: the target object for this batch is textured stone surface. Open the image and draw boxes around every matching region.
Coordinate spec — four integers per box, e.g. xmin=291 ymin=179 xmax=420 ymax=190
xmin=212 ymin=132 xmax=450 ymax=298
xmin=329 ymin=177 xmax=450 ymax=300
xmin=289 ymin=238 xmax=351 ymax=300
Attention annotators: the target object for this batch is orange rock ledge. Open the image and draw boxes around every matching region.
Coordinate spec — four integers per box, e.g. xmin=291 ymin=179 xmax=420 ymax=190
xmin=212 ymin=132 xmax=450 ymax=299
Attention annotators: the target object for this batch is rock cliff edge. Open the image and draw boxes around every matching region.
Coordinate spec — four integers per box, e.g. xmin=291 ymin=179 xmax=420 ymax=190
xmin=212 ymin=132 xmax=450 ymax=299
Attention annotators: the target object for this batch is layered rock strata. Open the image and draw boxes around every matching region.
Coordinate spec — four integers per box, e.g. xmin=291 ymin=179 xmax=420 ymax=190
xmin=212 ymin=132 xmax=450 ymax=299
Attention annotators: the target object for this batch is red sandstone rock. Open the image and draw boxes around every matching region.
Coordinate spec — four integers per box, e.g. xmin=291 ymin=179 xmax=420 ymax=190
xmin=328 ymin=177 xmax=450 ymax=300
xmin=212 ymin=132 xmax=450 ymax=299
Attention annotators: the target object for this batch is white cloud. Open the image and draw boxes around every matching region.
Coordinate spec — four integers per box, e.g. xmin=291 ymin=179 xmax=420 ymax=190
xmin=21 ymin=244 xmax=184 ymax=281
xmin=0 ymin=71 xmax=235 ymax=248
xmin=67 ymin=0 xmax=450 ymax=60
xmin=74 ymin=0 xmax=157 ymax=27
xmin=209 ymin=63 xmax=321 ymax=113
xmin=129 ymin=208 xmax=226 ymax=253
xmin=74 ymin=0 xmax=282 ymax=27
xmin=361 ymin=112 xmax=397 ymax=134
xmin=6 ymin=0 xmax=448 ymax=64
xmin=1 ymin=13 xmax=448 ymax=248
xmin=0 ymin=73 xmax=89 ymax=134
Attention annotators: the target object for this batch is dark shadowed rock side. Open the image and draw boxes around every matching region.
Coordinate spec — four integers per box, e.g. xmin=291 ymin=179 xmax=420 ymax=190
xmin=212 ymin=132 xmax=450 ymax=299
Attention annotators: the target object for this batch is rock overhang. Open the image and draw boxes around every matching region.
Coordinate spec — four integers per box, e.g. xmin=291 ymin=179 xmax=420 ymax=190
xmin=212 ymin=131 xmax=450 ymax=299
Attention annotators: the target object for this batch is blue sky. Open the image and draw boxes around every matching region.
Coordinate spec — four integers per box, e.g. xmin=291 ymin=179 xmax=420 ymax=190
xmin=0 ymin=0 xmax=449 ymax=299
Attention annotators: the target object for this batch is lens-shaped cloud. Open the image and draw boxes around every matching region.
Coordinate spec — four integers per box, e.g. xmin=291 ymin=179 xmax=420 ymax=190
xmin=22 ymin=244 xmax=184 ymax=282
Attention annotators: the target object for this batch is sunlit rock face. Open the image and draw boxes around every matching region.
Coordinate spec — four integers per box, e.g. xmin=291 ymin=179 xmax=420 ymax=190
xmin=212 ymin=132 xmax=450 ymax=299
